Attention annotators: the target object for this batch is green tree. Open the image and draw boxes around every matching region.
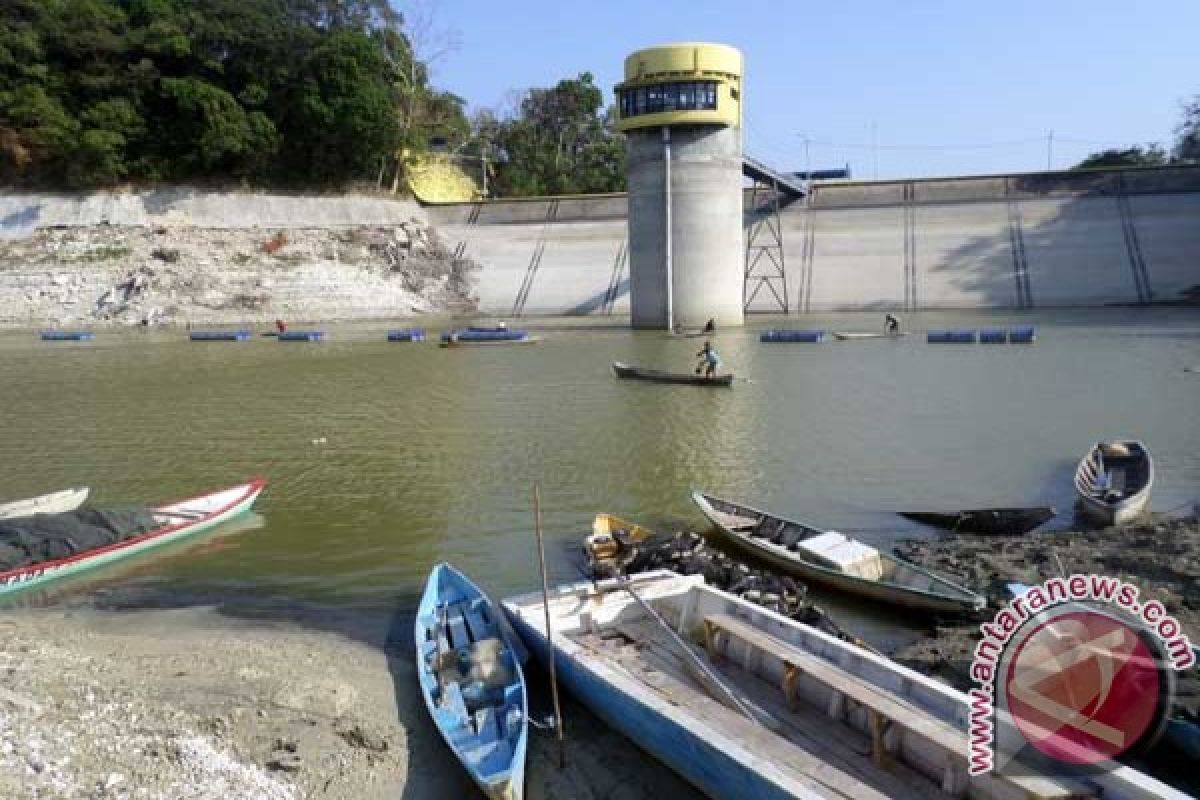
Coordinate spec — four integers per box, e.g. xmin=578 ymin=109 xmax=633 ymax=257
xmin=485 ymin=72 xmax=625 ymax=197
xmin=1073 ymin=145 xmax=1168 ymax=170
xmin=1174 ymin=96 xmax=1200 ymax=163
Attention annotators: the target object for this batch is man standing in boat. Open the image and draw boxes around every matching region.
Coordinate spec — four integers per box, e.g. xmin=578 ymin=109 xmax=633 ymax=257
xmin=696 ymin=341 xmax=721 ymax=379
xmin=884 ymin=313 xmax=900 ymax=334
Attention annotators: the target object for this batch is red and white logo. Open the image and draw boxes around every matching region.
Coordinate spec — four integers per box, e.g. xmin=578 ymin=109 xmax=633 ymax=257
xmin=1002 ymin=607 xmax=1165 ymax=765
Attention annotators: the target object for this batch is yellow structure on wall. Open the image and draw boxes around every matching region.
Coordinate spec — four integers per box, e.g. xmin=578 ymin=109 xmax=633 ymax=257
xmin=614 ymin=42 xmax=743 ymax=133
xmin=404 ymin=151 xmax=483 ymax=204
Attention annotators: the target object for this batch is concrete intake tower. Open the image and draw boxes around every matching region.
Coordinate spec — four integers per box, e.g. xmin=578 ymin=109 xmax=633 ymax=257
xmin=616 ymin=43 xmax=745 ymax=329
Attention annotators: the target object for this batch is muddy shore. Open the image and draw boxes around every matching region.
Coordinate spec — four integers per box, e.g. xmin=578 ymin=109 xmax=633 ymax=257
xmin=890 ymin=514 xmax=1199 ymax=706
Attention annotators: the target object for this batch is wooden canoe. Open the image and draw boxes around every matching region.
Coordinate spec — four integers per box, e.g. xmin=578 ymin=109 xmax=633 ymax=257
xmin=440 ymin=336 xmax=541 ymax=348
xmin=416 ymin=563 xmax=527 ymax=800
xmin=0 ymin=488 xmax=89 ymax=520
xmin=502 ymin=570 xmax=1179 ymax=800
xmin=898 ymin=507 xmax=1056 ymax=536
xmin=1074 ymin=440 xmax=1153 ymax=526
xmin=831 ymin=331 xmax=908 ymax=341
xmin=613 ymin=362 xmax=733 ymax=386
xmin=0 ymin=480 xmax=265 ymax=597
xmin=691 ymin=491 xmax=986 ymax=613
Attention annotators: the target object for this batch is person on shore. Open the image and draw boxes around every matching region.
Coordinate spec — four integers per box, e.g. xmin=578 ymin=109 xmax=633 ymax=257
xmin=695 ymin=340 xmax=720 ymax=378
xmin=703 ymin=318 xmax=716 ymax=334
xmin=884 ymin=313 xmax=900 ymax=334
xmin=274 ymin=318 xmax=287 ymax=334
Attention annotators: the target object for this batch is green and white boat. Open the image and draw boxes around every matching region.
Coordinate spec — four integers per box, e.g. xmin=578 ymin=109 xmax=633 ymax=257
xmin=0 ymin=479 xmax=265 ymax=597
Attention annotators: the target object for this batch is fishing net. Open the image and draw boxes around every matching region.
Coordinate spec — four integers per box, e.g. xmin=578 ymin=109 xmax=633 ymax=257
xmin=0 ymin=508 xmax=160 ymax=572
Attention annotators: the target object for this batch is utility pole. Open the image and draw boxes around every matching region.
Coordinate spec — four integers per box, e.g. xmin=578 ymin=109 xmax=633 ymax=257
xmin=871 ymin=122 xmax=879 ymax=180
xmin=795 ymin=134 xmax=811 ymax=180
xmin=1047 ymin=130 xmax=1054 ymax=171
xmin=480 ymin=141 xmax=489 ymax=198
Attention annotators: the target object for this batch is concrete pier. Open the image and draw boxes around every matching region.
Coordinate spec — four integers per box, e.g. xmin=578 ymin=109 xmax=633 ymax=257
xmin=626 ymin=126 xmax=744 ymax=329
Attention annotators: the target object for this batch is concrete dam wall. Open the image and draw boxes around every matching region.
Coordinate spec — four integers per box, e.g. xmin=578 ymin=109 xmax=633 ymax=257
xmin=426 ymin=166 xmax=1200 ymax=314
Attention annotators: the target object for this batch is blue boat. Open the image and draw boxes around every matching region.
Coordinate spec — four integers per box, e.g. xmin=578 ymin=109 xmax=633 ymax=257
xmin=277 ymin=331 xmax=325 ymax=342
xmin=40 ymin=331 xmax=94 ymax=341
xmin=387 ymin=328 xmax=426 ymax=342
xmin=1163 ymin=716 xmax=1200 ymax=759
xmin=189 ymin=330 xmax=251 ymax=342
xmin=416 ymin=563 xmax=526 ymax=800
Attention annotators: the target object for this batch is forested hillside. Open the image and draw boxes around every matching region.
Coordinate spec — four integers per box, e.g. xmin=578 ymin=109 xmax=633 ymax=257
xmin=0 ymin=0 xmax=467 ymax=188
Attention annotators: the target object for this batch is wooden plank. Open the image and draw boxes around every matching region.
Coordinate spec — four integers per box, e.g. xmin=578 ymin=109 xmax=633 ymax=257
xmin=464 ymin=606 xmax=491 ymax=642
xmin=447 ymin=614 xmax=469 ymax=651
xmin=704 ymin=614 xmax=1091 ymax=799
xmin=602 ymin=624 xmax=941 ymax=800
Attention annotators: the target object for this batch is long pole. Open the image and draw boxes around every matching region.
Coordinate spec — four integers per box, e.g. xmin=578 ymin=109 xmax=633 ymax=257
xmin=1047 ymin=130 xmax=1054 ymax=171
xmin=663 ymin=126 xmax=674 ymax=332
xmin=533 ymin=483 xmax=566 ymax=768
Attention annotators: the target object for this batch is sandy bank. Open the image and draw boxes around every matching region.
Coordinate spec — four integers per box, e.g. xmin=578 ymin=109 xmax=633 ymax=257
xmin=0 ymin=605 xmax=699 ymax=800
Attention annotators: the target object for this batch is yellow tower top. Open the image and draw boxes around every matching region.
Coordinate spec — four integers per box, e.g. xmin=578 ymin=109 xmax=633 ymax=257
xmin=614 ymin=42 xmax=743 ymax=133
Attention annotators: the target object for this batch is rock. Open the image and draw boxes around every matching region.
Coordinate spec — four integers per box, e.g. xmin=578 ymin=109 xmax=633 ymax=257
xmin=265 ymin=754 xmax=302 ymax=772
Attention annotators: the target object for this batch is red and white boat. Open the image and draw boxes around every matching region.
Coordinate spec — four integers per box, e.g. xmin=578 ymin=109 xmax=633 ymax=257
xmin=0 ymin=479 xmax=265 ymax=597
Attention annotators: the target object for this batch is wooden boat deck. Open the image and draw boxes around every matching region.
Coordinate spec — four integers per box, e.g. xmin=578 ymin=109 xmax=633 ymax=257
xmin=574 ymin=618 xmax=946 ymax=800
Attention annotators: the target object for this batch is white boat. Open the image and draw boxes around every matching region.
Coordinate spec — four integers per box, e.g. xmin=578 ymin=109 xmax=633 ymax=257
xmin=1074 ymin=440 xmax=1153 ymax=526
xmin=831 ymin=331 xmax=909 ymax=341
xmin=503 ymin=571 xmax=1183 ymax=800
xmin=0 ymin=488 xmax=89 ymax=519
xmin=0 ymin=480 xmax=264 ymax=596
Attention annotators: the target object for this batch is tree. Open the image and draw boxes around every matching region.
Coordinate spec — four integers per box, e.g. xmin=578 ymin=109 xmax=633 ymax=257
xmin=1174 ymin=96 xmax=1200 ymax=163
xmin=1073 ymin=145 xmax=1168 ymax=170
xmin=484 ymin=72 xmax=625 ymax=197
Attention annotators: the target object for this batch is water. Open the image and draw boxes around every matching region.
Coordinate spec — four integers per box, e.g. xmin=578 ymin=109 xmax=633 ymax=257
xmin=1 ymin=308 xmax=1198 ymax=647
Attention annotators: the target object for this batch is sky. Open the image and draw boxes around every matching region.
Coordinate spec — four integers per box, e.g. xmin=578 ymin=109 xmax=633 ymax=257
xmin=412 ymin=0 xmax=1199 ymax=180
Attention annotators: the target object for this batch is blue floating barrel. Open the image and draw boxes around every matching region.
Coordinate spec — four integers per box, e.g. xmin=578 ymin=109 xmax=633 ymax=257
xmin=387 ymin=328 xmax=426 ymax=342
xmin=278 ymin=331 xmax=325 ymax=342
xmin=760 ymin=329 xmax=827 ymax=343
xmin=40 ymin=331 xmax=94 ymax=341
xmin=189 ymin=330 xmax=251 ymax=342
xmin=1008 ymin=326 xmax=1036 ymax=343
xmin=979 ymin=329 xmax=1007 ymax=344
xmin=927 ymin=330 xmax=977 ymax=343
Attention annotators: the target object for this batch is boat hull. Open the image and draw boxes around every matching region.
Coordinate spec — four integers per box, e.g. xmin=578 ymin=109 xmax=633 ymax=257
xmin=1074 ymin=441 xmax=1153 ymax=526
xmin=0 ymin=488 xmax=89 ymax=520
xmin=440 ymin=337 xmax=541 ymax=348
xmin=0 ymin=480 xmax=264 ymax=597
xmin=613 ymin=362 xmax=733 ymax=386
xmin=692 ymin=491 xmax=984 ymax=613
xmin=899 ymin=507 xmax=1056 ymax=536
xmin=416 ymin=563 xmax=526 ymax=800
xmin=505 ymin=595 xmax=798 ymax=800
xmin=831 ymin=332 xmax=907 ymax=341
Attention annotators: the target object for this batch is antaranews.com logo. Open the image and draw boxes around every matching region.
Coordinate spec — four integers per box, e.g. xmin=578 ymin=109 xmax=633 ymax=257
xmin=968 ymin=573 xmax=1195 ymax=776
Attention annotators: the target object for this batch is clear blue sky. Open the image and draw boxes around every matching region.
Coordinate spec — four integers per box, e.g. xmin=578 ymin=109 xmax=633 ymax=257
xmin=419 ymin=0 xmax=1199 ymax=179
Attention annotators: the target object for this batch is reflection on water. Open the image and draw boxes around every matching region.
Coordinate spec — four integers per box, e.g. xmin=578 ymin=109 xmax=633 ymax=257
xmin=0 ymin=308 xmax=1198 ymax=646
